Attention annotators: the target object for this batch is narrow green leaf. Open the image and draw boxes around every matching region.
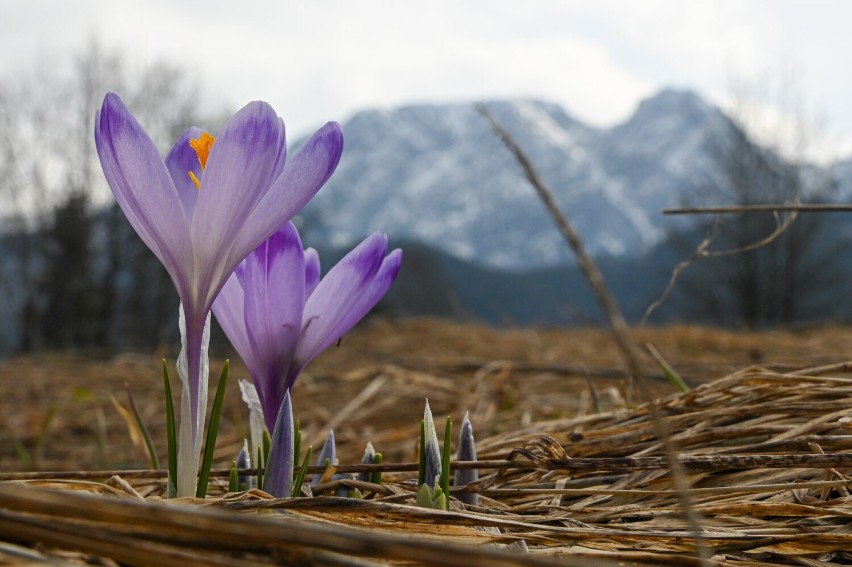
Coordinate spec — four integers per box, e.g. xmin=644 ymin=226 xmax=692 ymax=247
xmin=228 ymin=460 xmax=239 ymax=492
xmin=441 ymin=416 xmax=452 ymax=510
xmin=262 ymin=428 xmax=271 ymax=469
xmin=12 ymin=438 xmax=31 ymax=468
xmin=32 ymin=402 xmax=56 ymax=469
xmin=162 ymin=360 xmax=177 ymax=499
xmin=416 ymin=483 xmax=434 ymax=508
xmin=418 ymin=419 xmax=426 ymax=486
xmin=125 ymin=384 xmax=160 ymax=470
xmin=369 ymin=452 xmax=383 ymax=485
xmin=293 ymin=419 xmax=302 ymax=471
xmin=660 ymin=363 xmax=690 ymax=393
xmin=256 ymin=446 xmax=264 ymax=491
xmin=292 ymin=446 xmax=312 ymax=497
xmin=196 ymin=360 xmax=230 ymax=498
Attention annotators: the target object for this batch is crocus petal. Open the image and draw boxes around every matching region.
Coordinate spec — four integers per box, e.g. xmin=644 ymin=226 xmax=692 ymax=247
xmin=294 ymin=234 xmax=387 ymax=365
xmin=243 ymin=224 xmax=305 ymax=431
xmin=304 ymin=248 xmax=320 ymax=298
xmin=293 ymin=239 xmax=401 ymax=378
xmin=211 ymin=268 xmax=255 ymax=366
xmin=264 ymin=390 xmax=294 ymax=498
xmin=164 ymin=126 xmax=204 ymax=223
xmin=95 ymin=93 xmax=192 ymax=299
xmin=231 ymin=121 xmax=343 ymax=269
xmin=239 ymin=379 xmax=266 ymax=465
xmin=191 ymin=101 xmax=287 ymax=303
xmin=318 ymin=248 xmax=402 ymax=351
xmin=269 ymin=117 xmax=287 ymax=182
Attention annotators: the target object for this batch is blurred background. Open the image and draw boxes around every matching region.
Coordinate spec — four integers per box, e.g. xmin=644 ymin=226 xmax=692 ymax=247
xmin=3 ymin=0 xmax=852 ymax=356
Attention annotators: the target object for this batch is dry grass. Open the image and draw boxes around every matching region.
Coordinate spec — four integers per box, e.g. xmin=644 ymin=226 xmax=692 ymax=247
xmin=2 ymin=318 xmax=852 ymax=565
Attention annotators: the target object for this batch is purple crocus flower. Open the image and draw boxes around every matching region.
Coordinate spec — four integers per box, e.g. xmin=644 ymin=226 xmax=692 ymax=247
xmin=212 ymin=221 xmax=401 ymax=433
xmin=94 ymin=93 xmax=343 ymax=496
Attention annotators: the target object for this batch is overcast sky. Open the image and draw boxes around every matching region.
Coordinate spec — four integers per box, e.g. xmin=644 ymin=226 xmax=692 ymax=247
xmin=4 ymin=0 xmax=852 ymax=161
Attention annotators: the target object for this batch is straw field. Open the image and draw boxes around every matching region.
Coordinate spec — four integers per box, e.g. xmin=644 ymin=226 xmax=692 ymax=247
xmin=2 ymin=318 xmax=852 ymax=565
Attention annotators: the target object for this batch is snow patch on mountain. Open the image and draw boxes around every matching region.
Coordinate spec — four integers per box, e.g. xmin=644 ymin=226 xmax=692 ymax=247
xmin=298 ymin=89 xmax=737 ymax=270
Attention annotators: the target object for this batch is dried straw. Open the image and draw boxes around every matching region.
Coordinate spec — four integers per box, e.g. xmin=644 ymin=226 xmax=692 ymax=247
xmin=4 ymin=364 xmax=852 ymax=565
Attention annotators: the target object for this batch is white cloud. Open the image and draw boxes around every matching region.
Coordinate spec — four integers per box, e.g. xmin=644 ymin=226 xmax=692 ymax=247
xmin=3 ymin=0 xmax=852 ymax=159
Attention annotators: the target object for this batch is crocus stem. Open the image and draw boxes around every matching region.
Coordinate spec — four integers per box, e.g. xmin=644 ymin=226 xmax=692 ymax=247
xmin=176 ymin=307 xmax=211 ymax=497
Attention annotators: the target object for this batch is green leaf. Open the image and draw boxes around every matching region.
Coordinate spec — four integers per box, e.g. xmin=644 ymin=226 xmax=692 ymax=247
xmin=292 ymin=445 xmax=312 ymax=497
xmin=369 ymin=452 xmax=383 ymax=485
xmin=416 ymin=483 xmax=434 ymax=508
xmin=418 ymin=419 xmax=426 ymax=486
xmin=660 ymin=362 xmax=690 ymax=393
xmin=196 ymin=360 xmax=230 ymax=498
xmin=256 ymin=446 xmax=264 ymax=491
xmin=262 ymin=428 xmax=271 ymax=469
xmin=228 ymin=460 xmax=239 ymax=493
xmin=293 ymin=419 xmax=301 ymax=471
xmin=440 ymin=416 xmax=452 ymax=511
xmin=162 ymin=360 xmax=177 ymax=499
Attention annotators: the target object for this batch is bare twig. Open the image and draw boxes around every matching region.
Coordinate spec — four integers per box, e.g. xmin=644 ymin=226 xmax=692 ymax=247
xmin=6 ymin=452 xmax=852 ymax=482
xmin=476 ymin=104 xmax=645 ymax=388
xmin=642 ymin=208 xmax=797 ymax=323
xmin=664 ymin=203 xmax=852 ymax=215
xmin=641 ymin=221 xmax=720 ymax=326
xmin=703 ymin=211 xmax=797 ymax=257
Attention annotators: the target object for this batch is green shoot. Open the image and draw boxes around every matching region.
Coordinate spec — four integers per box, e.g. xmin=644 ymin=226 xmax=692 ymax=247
xmin=370 ymin=452 xmax=383 ymax=485
xmin=262 ymin=428 xmax=271 ymax=469
xmin=162 ymin=360 xmax=177 ymax=498
xmin=293 ymin=419 xmax=301 ymax=472
xmin=228 ymin=460 xmax=239 ymax=493
xmin=256 ymin=446 xmax=264 ymax=491
xmin=440 ymin=416 xmax=452 ymax=510
xmin=196 ymin=360 xmax=230 ymax=498
xmin=418 ymin=419 xmax=426 ymax=486
xmin=292 ymin=445 xmax=312 ymax=497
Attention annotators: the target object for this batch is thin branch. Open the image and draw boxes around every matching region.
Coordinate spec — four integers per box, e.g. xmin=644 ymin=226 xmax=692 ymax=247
xmin=476 ymin=104 xmax=646 ymax=387
xmin=703 ymin=211 xmax=797 ymax=257
xmin=641 ymin=221 xmax=720 ymax=326
xmin=6 ymin=452 xmax=852 ymax=481
xmin=663 ymin=203 xmax=852 ymax=215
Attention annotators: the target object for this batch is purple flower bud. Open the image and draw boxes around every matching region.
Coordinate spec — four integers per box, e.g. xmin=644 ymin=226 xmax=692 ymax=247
xmin=422 ymin=400 xmax=442 ymax=489
xmin=236 ymin=439 xmax=253 ymax=490
xmin=357 ymin=441 xmax=376 ymax=483
xmin=264 ymin=390 xmax=294 ymax=498
xmin=312 ymin=429 xmax=337 ymax=484
xmin=454 ymin=411 xmax=478 ymax=506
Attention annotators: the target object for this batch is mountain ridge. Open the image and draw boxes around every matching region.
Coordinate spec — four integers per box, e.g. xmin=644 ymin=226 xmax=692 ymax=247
xmin=298 ymin=88 xmax=739 ymax=270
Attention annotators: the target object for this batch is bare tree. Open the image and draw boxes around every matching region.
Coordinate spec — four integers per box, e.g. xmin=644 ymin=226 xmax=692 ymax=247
xmin=0 ymin=38 xmax=221 ymax=353
xmin=672 ymin=79 xmax=844 ymax=328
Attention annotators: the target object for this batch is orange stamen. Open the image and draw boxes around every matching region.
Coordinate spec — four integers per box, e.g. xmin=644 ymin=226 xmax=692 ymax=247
xmin=189 ymin=132 xmax=215 ymax=171
xmin=188 ymin=171 xmax=201 ymax=190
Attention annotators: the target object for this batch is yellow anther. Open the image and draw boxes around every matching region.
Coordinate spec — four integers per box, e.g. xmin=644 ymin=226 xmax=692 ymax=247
xmin=188 ymin=171 xmax=201 ymax=190
xmin=186 ymin=132 xmax=214 ymax=190
xmin=189 ymin=132 xmax=215 ymax=171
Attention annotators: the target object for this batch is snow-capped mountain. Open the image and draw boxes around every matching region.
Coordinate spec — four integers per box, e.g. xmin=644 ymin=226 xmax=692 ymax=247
xmin=298 ymin=88 xmax=734 ymax=270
